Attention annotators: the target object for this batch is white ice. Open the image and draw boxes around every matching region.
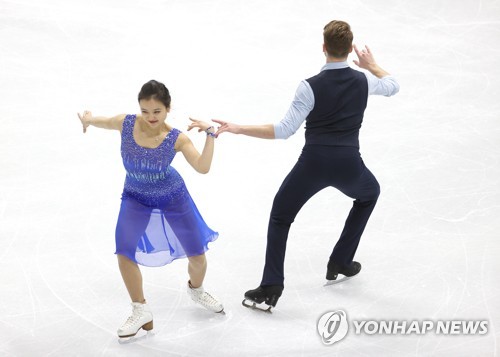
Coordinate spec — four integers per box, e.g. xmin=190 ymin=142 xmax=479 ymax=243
xmin=1 ymin=0 xmax=499 ymax=356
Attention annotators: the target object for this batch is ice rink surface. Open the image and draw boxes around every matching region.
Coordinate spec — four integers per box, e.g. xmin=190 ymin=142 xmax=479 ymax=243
xmin=1 ymin=0 xmax=499 ymax=355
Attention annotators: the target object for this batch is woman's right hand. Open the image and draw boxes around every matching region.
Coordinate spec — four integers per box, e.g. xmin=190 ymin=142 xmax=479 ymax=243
xmin=77 ymin=110 xmax=92 ymax=133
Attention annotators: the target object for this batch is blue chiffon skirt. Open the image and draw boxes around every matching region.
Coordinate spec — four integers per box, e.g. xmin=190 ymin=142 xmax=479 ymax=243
xmin=115 ymin=192 xmax=218 ymax=267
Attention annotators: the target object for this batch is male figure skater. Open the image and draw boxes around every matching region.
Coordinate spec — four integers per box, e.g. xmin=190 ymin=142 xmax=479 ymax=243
xmin=214 ymin=20 xmax=399 ymax=311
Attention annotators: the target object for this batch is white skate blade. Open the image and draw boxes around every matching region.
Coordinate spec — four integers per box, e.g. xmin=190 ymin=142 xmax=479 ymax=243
xmin=118 ymin=331 xmax=154 ymax=344
xmin=242 ymin=299 xmax=273 ymax=313
xmin=324 ymin=275 xmax=353 ymax=286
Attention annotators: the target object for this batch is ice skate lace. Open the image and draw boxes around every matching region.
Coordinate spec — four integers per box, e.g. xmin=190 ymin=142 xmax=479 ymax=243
xmin=122 ymin=307 xmax=143 ymax=328
xmin=195 ymin=291 xmax=221 ymax=308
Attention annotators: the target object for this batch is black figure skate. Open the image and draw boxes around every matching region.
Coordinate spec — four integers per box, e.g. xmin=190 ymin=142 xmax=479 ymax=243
xmin=325 ymin=261 xmax=361 ymax=286
xmin=242 ymin=285 xmax=284 ymax=313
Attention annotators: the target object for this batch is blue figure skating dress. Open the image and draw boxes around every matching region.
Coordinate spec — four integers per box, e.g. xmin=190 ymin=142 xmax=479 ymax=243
xmin=115 ymin=114 xmax=218 ymax=266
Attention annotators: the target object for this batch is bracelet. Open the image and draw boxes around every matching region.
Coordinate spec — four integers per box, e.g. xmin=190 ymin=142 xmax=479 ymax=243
xmin=205 ymin=126 xmax=216 ymax=138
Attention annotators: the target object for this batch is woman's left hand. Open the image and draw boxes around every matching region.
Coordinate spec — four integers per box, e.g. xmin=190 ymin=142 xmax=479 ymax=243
xmin=187 ymin=117 xmax=214 ymax=133
xmin=77 ymin=110 xmax=92 ymax=133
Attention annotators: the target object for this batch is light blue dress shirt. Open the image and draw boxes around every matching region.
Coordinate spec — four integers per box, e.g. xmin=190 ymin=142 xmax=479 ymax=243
xmin=274 ymin=61 xmax=400 ymax=139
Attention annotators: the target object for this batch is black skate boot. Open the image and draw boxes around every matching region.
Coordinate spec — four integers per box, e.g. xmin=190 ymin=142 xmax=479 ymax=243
xmin=242 ymin=285 xmax=284 ymax=313
xmin=325 ymin=261 xmax=361 ymax=286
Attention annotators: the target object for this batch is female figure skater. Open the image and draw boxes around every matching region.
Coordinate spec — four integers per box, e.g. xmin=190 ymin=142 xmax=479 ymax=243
xmin=78 ymin=80 xmax=222 ymax=338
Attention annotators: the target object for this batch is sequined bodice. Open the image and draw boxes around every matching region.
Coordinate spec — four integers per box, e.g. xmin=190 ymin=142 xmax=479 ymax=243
xmin=121 ymin=114 xmax=186 ymax=207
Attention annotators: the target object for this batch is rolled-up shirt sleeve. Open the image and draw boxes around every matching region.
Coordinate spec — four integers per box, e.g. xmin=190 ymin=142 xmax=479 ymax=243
xmin=274 ymin=80 xmax=315 ymax=139
xmin=365 ymin=72 xmax=400 ymax=96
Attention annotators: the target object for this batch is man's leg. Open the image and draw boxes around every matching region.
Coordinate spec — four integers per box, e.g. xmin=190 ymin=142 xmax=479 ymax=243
xmin=329 ymin=164 xmax=380 ymax=267
xmin=261 ymin=152 xmax=327 ymax=286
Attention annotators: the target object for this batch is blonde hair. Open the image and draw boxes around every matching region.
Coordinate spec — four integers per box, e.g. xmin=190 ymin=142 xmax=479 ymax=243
xmin=323 ymin=20 xmax=353 ymax=58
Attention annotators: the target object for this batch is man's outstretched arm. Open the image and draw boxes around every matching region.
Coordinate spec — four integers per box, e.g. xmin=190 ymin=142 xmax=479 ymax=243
xmin=213 ymin=81 xmax=314 ymax=139
xmin=212 ymin=121 xmax=275 ymax=139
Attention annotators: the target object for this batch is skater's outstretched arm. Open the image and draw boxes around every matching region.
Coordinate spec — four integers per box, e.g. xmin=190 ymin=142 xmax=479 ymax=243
xmin=213 ymin=80 xmax=313 ymax=140
xmin=213 ymin=45 xmax=399 ymax=139
xmin=175 ymin=118 xmax=215 ymax=174
xmin=212 ymin=121 xmax=275 ymax=139
xmin=77 ymin=111 xmax=126 ymax=133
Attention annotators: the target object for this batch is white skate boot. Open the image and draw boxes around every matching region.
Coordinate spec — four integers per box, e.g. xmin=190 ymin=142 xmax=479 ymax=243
xmin=187 ymin=282 xmax=224 ymax=313
xmin=117 ymin=302 xmax=153 ymax=338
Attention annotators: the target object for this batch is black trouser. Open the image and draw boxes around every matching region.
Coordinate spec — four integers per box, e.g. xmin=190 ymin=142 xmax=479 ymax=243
xmin=260 ymin=145 xmax=380 ymax=286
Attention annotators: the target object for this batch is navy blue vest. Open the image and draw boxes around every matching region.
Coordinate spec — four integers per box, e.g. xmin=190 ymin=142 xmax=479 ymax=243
xmin=305 ymin=67 xmax=368 ymax=148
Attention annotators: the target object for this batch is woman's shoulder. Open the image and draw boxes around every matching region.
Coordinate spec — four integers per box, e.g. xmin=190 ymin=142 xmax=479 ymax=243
xmin=173 ymin=130 xmax=190 ymax=151
xmin=172 ymin=128 xmax=186 ymax=141
xmin=120 ymin=114 xmax=136 ymax=123
xmin=118 ymin=114 xmax=134 ymax=130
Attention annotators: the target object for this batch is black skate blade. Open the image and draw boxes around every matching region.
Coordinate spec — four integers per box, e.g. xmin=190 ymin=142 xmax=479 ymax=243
xmin=324 ymin=275 xmax=353 ymax=286
xmin=242 ymin=299 xmax=273 ymax=313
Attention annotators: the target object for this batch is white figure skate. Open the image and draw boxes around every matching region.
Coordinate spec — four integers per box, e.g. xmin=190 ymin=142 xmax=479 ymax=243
xmin=187 ymin=282 xmax=224 ymax=313
xmin=117 ymin=302 xmax=153 ymax=338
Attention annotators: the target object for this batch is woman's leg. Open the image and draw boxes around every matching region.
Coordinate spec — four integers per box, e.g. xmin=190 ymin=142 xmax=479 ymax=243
xmin=117 ymin=254 xmax=145 ymax=303
xmin=115 ymin=198 xmax=153 ymax=303
xmin=187 ymin=253 xmax=207 ymax=288
xmin=116 ymin=254 xmax=153 ymax=338
xmin=186 ymin=253 xmax=223 ymax=312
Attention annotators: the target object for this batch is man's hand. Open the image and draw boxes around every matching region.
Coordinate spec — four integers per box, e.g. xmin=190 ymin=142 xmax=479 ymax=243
xmin=212 ymin=119 xmax=242 ymax=137
xmin=353 ymin=44 xmax=390 ymax=78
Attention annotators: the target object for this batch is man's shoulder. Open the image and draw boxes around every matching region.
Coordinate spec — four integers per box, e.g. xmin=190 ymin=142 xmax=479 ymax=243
xmin=306 ymin=67 xmax=366 ymax=83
